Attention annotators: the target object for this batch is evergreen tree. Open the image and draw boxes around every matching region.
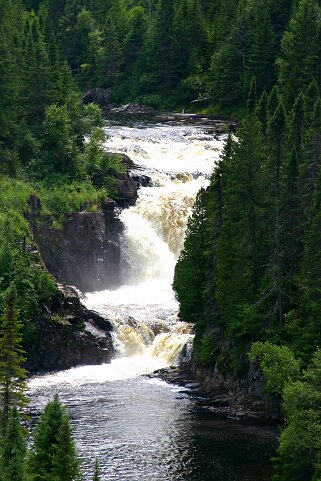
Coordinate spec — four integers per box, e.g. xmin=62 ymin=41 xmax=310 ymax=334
xmin=173 ymin=188 xmax=211 ymax=325
xmin=247 ymin=77 xmax=256 ymax=113
xmin=282 ymin=147 xmax=300 ymax=296
xmin=265 ymin=102 xmax=287 ymax=325
xmin=0 ymin=283 xmax=27 ymax=434
xmin=247 ymin=3 xmax=275 ymax=95
xmin=23 ymin=12 xmax=54 ymax=126
xmin=300 ymin=97 xmax=321 ymax=221
xmin=278 ymin=0 xmax=321 ymax=106
xmin=51 ymin=417 xmax=81 ymax=481
xmin=93 ymin=459 xmax=100 ymax=481
xmin=1 ymin=406 xmax=28 ymax=481
xmin=289 ymin=92 xmax=305 ymax=158
xmin=255 ymin=91 xmax=268 ymax=136
xmin=29 ymin=395 xmax=80 ymax=481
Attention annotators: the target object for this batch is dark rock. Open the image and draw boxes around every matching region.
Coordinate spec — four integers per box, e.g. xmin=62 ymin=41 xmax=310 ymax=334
xmin=82 ymin=88 xmax=114 ymax=106
xmin=131 ymin=173 xmax=153 ymax=188
xmin=26 ymin=197 xmax=123 ymax=293
xmin=117 ymin=153 xmax=136 ymax=170
xmin=25 ymin=285 xmax=114 ymax=373
xmin=113 ymin=173 xmax=138 ymax=207
xmin=154 ymin=326 xmax=283 ymax=419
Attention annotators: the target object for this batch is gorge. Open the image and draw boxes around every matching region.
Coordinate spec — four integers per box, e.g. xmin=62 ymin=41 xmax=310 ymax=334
xmin=28 ymin=114 xmax=277 ymax=480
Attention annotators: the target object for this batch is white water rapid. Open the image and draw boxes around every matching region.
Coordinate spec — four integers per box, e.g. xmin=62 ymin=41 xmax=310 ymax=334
xmin=30 ymin=116 xmax=226 ymax=389
xmin=82 ymin=117 xmax=225 ymax=380
xmin=27 ymin=118 xmax=277 ymax=481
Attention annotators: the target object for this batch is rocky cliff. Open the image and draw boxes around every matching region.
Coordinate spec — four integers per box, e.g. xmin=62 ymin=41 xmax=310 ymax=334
xmin=26 ymin=154 xmax=139 ymax=293
xmin=25 ymin=285 xmax=114 ymax=373
xmin=188 ymin=326 xmax=282 ymax=418
xmin=28 ymin=198 xmax=123 ymax=293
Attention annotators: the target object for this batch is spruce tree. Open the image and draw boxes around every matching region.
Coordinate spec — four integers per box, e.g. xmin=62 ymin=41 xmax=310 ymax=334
xmin=247 ymin=77 xmax=257 ymax=113
xmin=255 ymin=91 xmax=268 ymax=137
xmin=282 ymin=147 xmax=300 ymax=296
xmin=173 ymin=188 xmax=211 ymax=325
xmin=1 ymin=406 xmax=27 ymax=481
xmin=29 ymin=394 xmax=81 ymax=481
xmin=93 ymin=459 xmax=100 ymax=481
xmin=289 ymin=92 xmax=305 ymax=157
xmin=0 ymin=283 xmax=27 ymax=434
xmin=301 ymin=96 xmax=321 ymax=220
xmin=265 ymin=102 xmax=287 ymax=325
xmin=51 ymin=417 xmax=81 ymax=481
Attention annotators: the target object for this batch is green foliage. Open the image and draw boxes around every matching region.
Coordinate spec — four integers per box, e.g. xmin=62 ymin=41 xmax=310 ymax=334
xmin=1 ymin=406 xmax=28 ymax=481
xmin=93 ymin=459 xmax=100 ymax=481
xmin=173 ymin=188 xmax=212 ymax=325
xmin=195 ymin=336 xmax=217 ymax=366
xmin=29 ymin=395 xmax=81 ymax=481
xmin=248 ymin=342 xmax=301 ymax=396
xmin=39 ymin=182 xmax=103 ymax=217
xmin=274 ymin=350 xmax=321 ymax=481
xmin=0 ymin=284 xmax=28 ymax=432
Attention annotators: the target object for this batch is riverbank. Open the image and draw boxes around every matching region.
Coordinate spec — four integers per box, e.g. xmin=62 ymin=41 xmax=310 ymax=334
xmin=151 ymin=363 xmax=283 ymax=421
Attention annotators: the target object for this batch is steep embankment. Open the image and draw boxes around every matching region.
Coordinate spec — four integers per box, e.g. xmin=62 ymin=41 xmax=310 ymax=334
xmin=21 ymin=154 xmax=141 ymax=372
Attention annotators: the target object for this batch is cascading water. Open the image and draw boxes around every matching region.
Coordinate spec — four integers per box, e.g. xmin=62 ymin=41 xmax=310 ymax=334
xmin=83 ymin=117 xmax=225 ymax=375
xmin=28 ymin=117 xmax=276 ymax=481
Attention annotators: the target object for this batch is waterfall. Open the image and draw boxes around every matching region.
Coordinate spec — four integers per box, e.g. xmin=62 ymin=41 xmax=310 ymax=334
xmin=84 ymin=118 xmax=225 ymax=377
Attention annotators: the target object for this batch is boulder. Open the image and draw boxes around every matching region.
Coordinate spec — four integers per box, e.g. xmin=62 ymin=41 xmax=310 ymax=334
xmin=25 ymin=285 xmax=114 ymax=373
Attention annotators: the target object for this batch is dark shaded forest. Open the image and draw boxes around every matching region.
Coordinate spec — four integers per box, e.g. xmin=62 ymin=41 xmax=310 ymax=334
xmin=1 ymin=0 xmax=321 ymax=479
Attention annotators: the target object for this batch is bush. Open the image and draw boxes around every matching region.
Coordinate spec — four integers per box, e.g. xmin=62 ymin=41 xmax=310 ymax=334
xmin=248 ymin=341 xmax=301 ymax=396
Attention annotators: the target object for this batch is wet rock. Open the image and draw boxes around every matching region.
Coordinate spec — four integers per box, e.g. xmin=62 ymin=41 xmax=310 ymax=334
xmin=25 ymin=285 xmax=114 ymax=373
xmin=118 ymin=153 xmax=137 ymax=170
xmin=26 ymin=197 xmax=123 ymax=293
xmin=131 ymin=173 xmax=153 ymax=188
xmin=113 ymin=172 xmax=138 ymax=207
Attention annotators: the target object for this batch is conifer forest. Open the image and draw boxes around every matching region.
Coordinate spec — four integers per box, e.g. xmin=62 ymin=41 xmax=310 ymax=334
xmin=1 ymin=0 xmax=321 ymax=480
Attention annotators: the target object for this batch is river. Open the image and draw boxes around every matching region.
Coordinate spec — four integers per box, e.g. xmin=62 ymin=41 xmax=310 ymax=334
xmin=28 ymin=114 xmax=277 ymax=480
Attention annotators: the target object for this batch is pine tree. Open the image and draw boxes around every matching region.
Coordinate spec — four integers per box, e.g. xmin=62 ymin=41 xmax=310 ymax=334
xmin=1 ymin=406 xmax=28 ymax=481
xmin=216 ymin=115 xmax=265 ymax=337
xmin=289 ymin=92 xmax=305 ymax=158
xmin=93 ymin=459 xmax=100 ymax=481
xmin=255 ymin=91 xmax=268 ymax=137
xmin=151 ymin=0 xmax=176 ymax=93
xmin=282 ymin=147 xmax=300 ymax=295
xmin=173 ymin=188 xmax=211 ymax=325
xmin=300 ymin=97 xmax=321 ymax=221
xmin=264 ymin=102 xmax=287 ymax=325
xmin=247 ymin=77 xmax=257 ymax=113
xmin=29 ymin=394 xmax=80 ymax=481
xmin=51 ymin=417 xmax=81 ymax=481
xmin=247 ymin=3 xmax=275 ymax=96
xmin=267 ymin=85 xmax=280 ymax=118
xmin=278 ymin=0 xmax=320 ymax=106
xmin=304 ymin=78 xmax=319 ymax=123
xmin=23 ymin=12 xmax=54 ymax=126
xmin=0 ymin=283 xmax=28 ymax=434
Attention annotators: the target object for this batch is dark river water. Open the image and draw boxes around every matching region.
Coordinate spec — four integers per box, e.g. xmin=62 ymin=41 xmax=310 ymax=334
xmin=28 ymin=114 xmax=277 ymax=480
xmin=28 ymin=372 xmax=277 ymax=481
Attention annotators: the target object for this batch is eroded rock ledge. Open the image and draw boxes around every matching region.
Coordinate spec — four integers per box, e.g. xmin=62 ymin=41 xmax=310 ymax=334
xmin=25 ymin=285 xmax=114 ymax=373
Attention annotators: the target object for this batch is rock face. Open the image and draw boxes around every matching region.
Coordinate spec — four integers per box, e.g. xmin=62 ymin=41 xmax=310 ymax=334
xmin=189 ymin=327 xmax=282 ymax=418
xmin=26 ymin=155 xmax=140 ymax=292
xmin=25 ymin=285 xmax=114 ymax=373
xmin=28 ymin=199 xmax=123 ymax=293
xmin=82 ymin=87 xmax=114 ymax=107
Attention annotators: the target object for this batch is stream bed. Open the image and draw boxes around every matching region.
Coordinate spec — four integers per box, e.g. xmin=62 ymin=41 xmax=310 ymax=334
xmin=28 ymin=114 xmax=277 ymax=480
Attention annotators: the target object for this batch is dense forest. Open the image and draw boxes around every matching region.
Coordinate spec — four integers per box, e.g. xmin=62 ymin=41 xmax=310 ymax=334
xmin=173 ymin=1 xmax=321 ymax=480
xmin=1 ymin=0 xmax=321 ymax=479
